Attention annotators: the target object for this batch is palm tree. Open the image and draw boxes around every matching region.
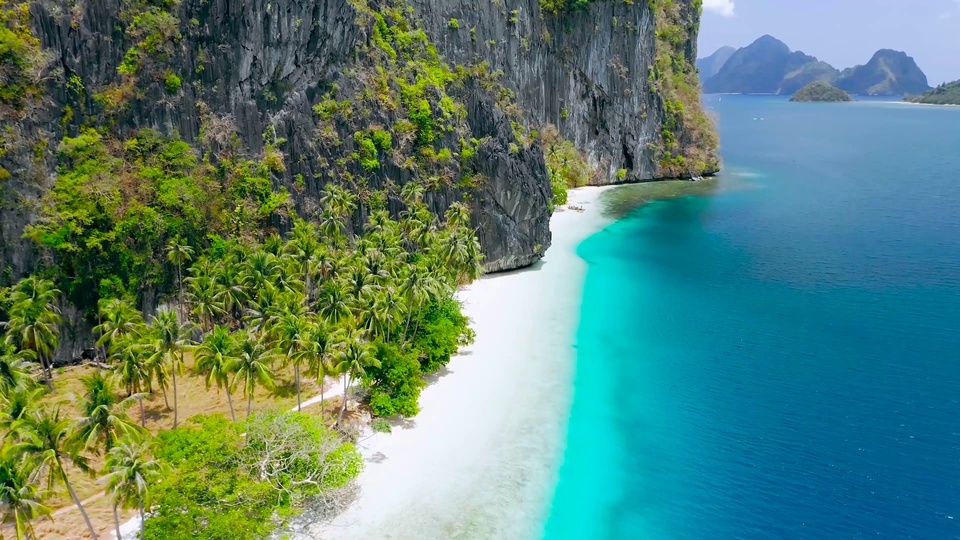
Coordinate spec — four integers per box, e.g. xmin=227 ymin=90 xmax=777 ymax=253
xmin=213 ymin=259 xmax=247 ymax=324
xmin=333 ymin=330 xmax=379 ymax=425
xmin=317 ymin=280 xmax=352 ymax=325
xmin=94 ymin=298 xmax=144 ymax=356
xmin=194 ymin=325 xmax=238 ymax=421
xmin=110 ymin=337 xmax=152 ymax=426
xmin=0 ymin=343 xmax=36 ymax=399
xmin=231 ymin=334 xmax=276 ymax=417
xmin=15 ymin=407 xmax=98 ymax=539
xmin=186 ymin=272 xmax=226 ymax=334
xmin=104 ymin=438 xmax=164 ymax=540
xmin=3 ymin=277 xmax=61 ymax=382
xmin=297 ymin=319 xmax=334 ymax=421
xmin=74 ymin=372 xmax=146 ymax=455
xmin=0 ymin=387 xmax=45 ymax=443
xmin=166 ymin=238 xmax=194 ymax=322
xmin=268 ymin=311 xmax=309 ymax=411
xmin=400 ymin=266 xmax=439 ymax=343
xmin=284 ymin=219 xmax=322 ymax=305
xmin=0 ymin=453 xmax=51 ymax=540
xmin=150 ymin=308 xmax=193 ymax=428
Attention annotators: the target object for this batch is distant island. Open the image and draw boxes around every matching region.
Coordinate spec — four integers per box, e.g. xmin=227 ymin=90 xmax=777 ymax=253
xmin=790 ymin=81 xmax=852 ymax=102
xmin=700 ymin=36 xmax=930 ymax=96
xmin=905 ymin=80 xmax=960 ymax=105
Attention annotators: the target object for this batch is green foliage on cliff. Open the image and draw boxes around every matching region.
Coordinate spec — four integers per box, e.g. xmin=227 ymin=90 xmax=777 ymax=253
xmin=542 ymin=126 xmax=592 ymax=208
xmin=649 ymin=0 xmax=719 ymax=177
xmin=25 ymin=128 xmax=292 ymax=314
xmin=906 ymin=80 xmax=960 ymax=105
xmin=0 ymin=1 xmax=47 ymax=111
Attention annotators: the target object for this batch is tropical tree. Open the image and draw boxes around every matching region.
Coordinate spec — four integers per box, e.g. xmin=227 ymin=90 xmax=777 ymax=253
xmin=297 ymin=319 xmax=334 ymax=421
xmin=15 ymin=407 xmax=98 ymax=539
xmin=0 ymin=453 xmax=51 ymax=540
xmin=150 ymin=308 xmax=193 ymax=428
xmin=317 ymin=280 xmax=352 ymax=325
xmin=3 ymin=277 xmax=61 ymax=382
xmin=74 ymin=372 xmax=146 ymax=455
xmin=104 ymin=438 xmax=164 ymax=540
xmin=94 ymin=298 xmax=144 ymax=356
xmin=166 ymin=239 xmax=194 ymax=323
xmin=400 ymin=266 xmax=440 ymax=343
xmin=0 ymin=343 xmax=35 ymax=399
xmin=268 ymin=310 xmax=310 ymax=411
xmin=0 ymin=388 xmax=44 ymax=442
xmin=231 ymin=334 xmax=276 ymax=417
xmin=110 ymin=337 xmax=152 ymax=426
xmin=213 ymin=259 xmax=247 ymax=324
xmin=185 ymin=271 xmax=225 ymax=334
xmin=284 ymin=219 xmax=322 ymax=306
xmin=333 ymin=330 xmax=379 ymax=425
xmin=194 ymin=325 xmax=238 ymax=421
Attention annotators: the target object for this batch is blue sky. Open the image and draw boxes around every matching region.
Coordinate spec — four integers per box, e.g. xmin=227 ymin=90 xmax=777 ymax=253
xmin=698 ymin=0 xmax=960 ymax=85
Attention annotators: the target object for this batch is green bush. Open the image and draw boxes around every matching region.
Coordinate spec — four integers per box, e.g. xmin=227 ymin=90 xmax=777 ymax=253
xmin=164 ymin=73 xmax=181 ymax=93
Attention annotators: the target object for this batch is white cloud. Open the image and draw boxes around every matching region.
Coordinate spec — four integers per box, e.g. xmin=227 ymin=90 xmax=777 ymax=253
xmin=703 ymin=0 xmax=735 ymax=17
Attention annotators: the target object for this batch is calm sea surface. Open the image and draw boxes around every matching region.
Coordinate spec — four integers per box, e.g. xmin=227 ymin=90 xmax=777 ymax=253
xmin=544 ymin=96 xmax=960 ymax=539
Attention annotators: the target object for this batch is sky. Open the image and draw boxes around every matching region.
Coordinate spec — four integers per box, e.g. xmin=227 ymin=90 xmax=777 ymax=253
xmin=698 ymin=0 xmax=960 ymax=85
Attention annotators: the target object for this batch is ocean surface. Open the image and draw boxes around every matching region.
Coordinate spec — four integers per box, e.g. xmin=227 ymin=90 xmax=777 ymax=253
xmin=544 ymin=96 xmax=960 ymax=539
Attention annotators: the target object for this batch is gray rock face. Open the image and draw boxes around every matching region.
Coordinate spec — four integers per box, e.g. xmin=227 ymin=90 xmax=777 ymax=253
xmin=410 ymin=0 xmax=667 ymax=184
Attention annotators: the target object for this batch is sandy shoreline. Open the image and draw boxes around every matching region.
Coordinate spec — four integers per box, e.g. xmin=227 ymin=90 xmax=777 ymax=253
xmin=294 ymin=187 xmax=615 ymax=539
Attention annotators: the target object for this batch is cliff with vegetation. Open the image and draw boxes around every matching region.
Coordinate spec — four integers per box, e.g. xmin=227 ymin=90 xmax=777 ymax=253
xmin=0 ymin=0 xmax=716 ymax=358
xmin=790 ymin=81 xmax=851 ymax=102
xmin=905 ymin=80 xmax=960 ymax=105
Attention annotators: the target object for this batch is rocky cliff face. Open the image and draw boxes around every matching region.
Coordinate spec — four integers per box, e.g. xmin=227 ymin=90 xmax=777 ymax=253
xmin=0 ymin=0 xmax=714 ymax=358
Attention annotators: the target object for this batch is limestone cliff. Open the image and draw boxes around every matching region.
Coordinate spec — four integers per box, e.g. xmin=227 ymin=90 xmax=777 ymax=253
xmin=0 ymin=0 xmax=716 ymax=358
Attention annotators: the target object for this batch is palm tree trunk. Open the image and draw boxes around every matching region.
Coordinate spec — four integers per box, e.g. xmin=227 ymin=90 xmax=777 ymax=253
xmin=337 ymin=373 xmax=350 ymax=425
xmin=172 ymin=361 xmax=179 ymax=429
xmin=226 ymin=387 xmax=236 ymax=422
xmin=140 ymin=398 xmax=146 ymax=427
xmin=62 ymin=468 xmax=98 ymax=539
xmin=160 ymin=383 xmax=169 ymax=409
xmin=247 ymin=391 xmax=253 ymax=418
xmin=113 ymin=500 xmax=123 ymax=540
xmin=295 ymin=361 xmax=302 ymax=412
xmin=319 ymin=371 xmax=325 ymax=422
xmin=139 ymin=497 xmax=145 ymax=540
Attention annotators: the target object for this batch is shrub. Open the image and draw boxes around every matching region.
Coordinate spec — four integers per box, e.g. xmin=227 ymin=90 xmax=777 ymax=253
xmin=164 ymin=73 xmax=181 ymax=93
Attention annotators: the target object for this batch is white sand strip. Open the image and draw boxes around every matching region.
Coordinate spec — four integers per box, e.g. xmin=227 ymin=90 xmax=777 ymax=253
xmin=297 ymin=187 xmax=615 ymax=540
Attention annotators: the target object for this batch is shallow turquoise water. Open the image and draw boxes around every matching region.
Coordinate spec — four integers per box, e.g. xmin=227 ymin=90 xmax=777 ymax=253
xmin=544 ymin=97 xmax=960 ymax=539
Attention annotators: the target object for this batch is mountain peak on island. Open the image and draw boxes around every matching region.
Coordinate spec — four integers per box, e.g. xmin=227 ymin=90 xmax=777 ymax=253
xmin=835 ymin=49 xmax=930 ymax=96
xmin=696 ymin=46 xmax=736 ymax=80
xmin=700 ymin=36 xmax=931 ymax=96
xmin=702 ymin=35 xmax=824 ymax=94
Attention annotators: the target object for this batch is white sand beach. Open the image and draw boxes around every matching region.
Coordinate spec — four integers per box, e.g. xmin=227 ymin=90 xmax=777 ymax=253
xmin=297 ymin=186 xmax=615 ymax=540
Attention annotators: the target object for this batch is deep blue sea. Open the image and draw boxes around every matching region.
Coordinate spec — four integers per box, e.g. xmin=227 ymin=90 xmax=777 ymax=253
xmin=544 ymin=96 xmax=960 ymax=539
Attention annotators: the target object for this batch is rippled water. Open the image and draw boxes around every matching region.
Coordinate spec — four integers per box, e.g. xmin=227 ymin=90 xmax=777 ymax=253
xmin=545 ymin=97 xmax=960 ymax=539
